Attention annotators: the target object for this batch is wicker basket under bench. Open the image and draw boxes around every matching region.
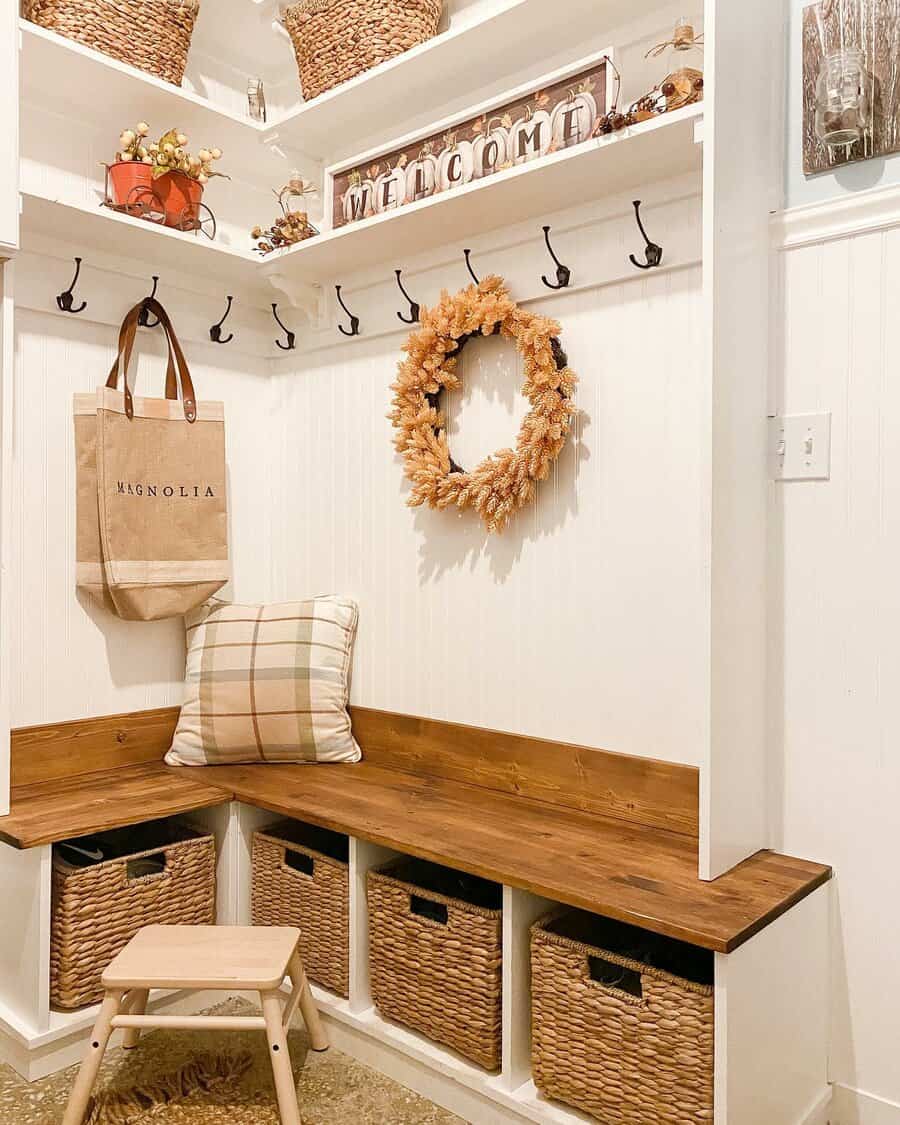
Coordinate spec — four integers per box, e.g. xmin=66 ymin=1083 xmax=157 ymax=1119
xmin=50 ymin=818 xmax=216 ymax=1010
xmin=368 ymin=857 xmax=503 ymax=1070
xmin=251 ymin=820 xmax=350 ymax=997
xmin=532 ymin=909 xmax=715 ymax=1124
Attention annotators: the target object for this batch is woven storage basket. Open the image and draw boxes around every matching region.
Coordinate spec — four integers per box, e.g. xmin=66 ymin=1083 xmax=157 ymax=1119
xmin=283 ymin=0 xmax=443 ymax=102
xmin=531 ymin=910 xmax=715 ymax=1124
xmin=23 ymin=0 xmax=199 ymax=86
xmin=50 ymin=820 xmax=216 ymax=1010
xmin=367 ymin=858 xmax=502 ymax=1070
xmin=251 ymin=820 xmax=350 ymax=998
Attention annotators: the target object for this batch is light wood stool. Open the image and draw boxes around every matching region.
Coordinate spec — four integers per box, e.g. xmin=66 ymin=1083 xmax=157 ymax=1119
xmin=62 ymin=924 xmax=328 ymax=1125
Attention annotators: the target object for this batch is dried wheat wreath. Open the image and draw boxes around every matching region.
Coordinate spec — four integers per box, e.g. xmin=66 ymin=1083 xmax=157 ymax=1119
xmin=389 ymin=276 xmax=578 ymax=533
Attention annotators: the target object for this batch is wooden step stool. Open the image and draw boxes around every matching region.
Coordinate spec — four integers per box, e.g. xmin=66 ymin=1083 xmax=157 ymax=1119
xmin=62 ymin=924 xmax=328 ymax=1125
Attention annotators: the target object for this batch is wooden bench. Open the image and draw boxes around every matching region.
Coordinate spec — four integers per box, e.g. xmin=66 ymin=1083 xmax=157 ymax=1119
xmin=0 ymin=707 xmax=831 ymax=953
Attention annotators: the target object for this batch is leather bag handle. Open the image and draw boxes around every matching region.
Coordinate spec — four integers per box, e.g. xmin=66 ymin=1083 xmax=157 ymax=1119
xmin=105 ymin=298 xmax=197 ymax=423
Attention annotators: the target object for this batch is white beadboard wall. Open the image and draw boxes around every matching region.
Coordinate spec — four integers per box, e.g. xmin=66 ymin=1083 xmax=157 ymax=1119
xmin=772 ymin=211 xmax=900 ymax=1117
xmin=9 ymin=301 xmax=273 ymax=727
xmin=9 ymin=182 xmax=707 ymax=760
xmin=268 ymin=193 xmax=707 ymax=764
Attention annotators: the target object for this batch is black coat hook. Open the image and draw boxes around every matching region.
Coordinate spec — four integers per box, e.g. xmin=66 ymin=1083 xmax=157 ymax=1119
xmin=629 ymin=200 xmax=663 ymax=270
xmin=138 ymin=276 xmax=161 ymax=326
xmin=395 ymin=269 xmax=420 ymax=324
xmin=56 ymin=257 xmax=87 ymax=313
xmin=463 ymin=248 xmax=480 ymax=286
xmin=541 ymin=226 xmax=571 ymax=290
xmin=272 ymin=303 xmax=296 ymax=350
xmin=210 ymin=295 xmax=234 ymax=344
xmin=336 ymin=285 xmax=360 ymax=337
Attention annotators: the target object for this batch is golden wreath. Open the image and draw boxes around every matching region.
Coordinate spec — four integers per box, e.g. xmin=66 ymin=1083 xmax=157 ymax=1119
xmin=389 ymin=276 xmax=578 ymax=533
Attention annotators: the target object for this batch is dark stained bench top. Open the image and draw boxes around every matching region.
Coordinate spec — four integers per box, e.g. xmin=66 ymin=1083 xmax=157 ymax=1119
xmin=0 ymin=707 xmax=831 ymax=954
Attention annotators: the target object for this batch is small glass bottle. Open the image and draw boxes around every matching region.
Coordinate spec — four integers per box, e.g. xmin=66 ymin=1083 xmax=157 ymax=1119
xmin=815 ymin=48 xmax=871 ymax=147
xmin=661 ymin=17 xmax=704 ymax=110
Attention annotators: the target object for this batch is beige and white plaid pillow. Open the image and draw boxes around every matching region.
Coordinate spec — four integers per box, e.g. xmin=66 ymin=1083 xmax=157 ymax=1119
xmin=166 ymin=596 xmax=361 ymax=766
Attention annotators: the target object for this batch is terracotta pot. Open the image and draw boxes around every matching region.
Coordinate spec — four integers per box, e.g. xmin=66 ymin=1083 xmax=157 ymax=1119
xmin=156 ymin=171 xmax=204 ymax=229
xmin=107 ymin=160 xmax=153 ymax=207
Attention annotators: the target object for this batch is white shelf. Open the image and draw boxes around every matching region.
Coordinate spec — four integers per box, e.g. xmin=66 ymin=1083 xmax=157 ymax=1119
xmin=18 ymin=21 xmax=287 ymax=184
xmin=261 ymin=104 xmax=704 ymax=286
xmin=263 ymin=0 xmax=619 ymax=162
xmin=20 ymin=20 xmax=260 ymax=132
xmin=20 ymin=194 xmax=268 ymax=298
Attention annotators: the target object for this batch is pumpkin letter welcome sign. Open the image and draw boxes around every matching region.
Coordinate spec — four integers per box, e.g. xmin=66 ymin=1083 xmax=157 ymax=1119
xmin=327 ymin=50 xmax=615 ymax=229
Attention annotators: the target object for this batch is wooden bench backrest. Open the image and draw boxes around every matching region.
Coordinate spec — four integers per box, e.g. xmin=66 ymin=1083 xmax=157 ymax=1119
xmin=11 ymin=706 xmax=698 ymax=838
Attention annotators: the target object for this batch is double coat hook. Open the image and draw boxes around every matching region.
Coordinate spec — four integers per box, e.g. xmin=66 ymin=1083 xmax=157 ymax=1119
xmin=272 ymin=303 xmax=296 ymax=351
xmin=541 ymin=226 xmax=571 ymax=290
xmin=629 ymin=200 xmax=663 ymax=270
xmin=395 ymin=269 xmax=420 ymax=324
xmin=336 ymin=285 xmax=360 ymax=337
xmin=209 ymin=295 xmax=234 ymax=344
xmin=138 ymin=276 xmax=161 ymax=327
xmin=56 ymin=257 xmax=87 ymax=313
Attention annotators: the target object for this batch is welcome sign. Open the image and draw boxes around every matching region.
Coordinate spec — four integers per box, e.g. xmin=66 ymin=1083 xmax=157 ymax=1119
xmin=327 ymin=50 xmax=615 ymax=230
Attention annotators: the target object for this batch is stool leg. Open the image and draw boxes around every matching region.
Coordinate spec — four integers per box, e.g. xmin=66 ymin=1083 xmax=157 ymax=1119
xmin=261 ymin=990 xmax=302 ymax=1125
xmin=62 ymin=989 xmax=124 ymax=1125
xmin=288 ymin=951 xmax=329 ymax=1052
xmin=122 ymin=988 xmax=149 ymax=1049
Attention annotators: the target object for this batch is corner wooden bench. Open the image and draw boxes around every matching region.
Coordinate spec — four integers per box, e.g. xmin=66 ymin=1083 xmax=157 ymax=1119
xmin=0 ymin=707 xmax=830 ymax=953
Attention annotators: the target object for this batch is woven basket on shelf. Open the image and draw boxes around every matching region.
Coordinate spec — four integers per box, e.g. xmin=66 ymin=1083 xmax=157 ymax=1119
xmin=23 ymin=0 xmax=200 ymax=86
xmin=251 ymin=821 xmax=350 ymax=998
xmin=50 ymin=821 xmax=216 ymax=1010
xmin=531 ymin=910 xmax=715 ymax=1124
xmin=367 ymin=858 xmax=502 ymax=1070
xmin=283 ymin=0 xmax=443 ymax=102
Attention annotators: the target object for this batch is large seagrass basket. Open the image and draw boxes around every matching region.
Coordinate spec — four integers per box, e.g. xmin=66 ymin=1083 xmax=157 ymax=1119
xmin=531 ymin=909 xmax=715 ymax=1124
xmin=283 ymin=0 xmax=443 ymax=102
xmin=23 ymin=0 xmax=200 ymax=86
xmin=368 ymin=857 xmax=502 ymax=1070
xmin=251 ymin=820 xmax=350 ymax=998
xmin=50 ymin=820 xmax=216 ymax=1010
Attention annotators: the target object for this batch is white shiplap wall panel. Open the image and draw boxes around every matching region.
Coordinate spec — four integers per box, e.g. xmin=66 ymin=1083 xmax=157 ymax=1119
xmin=10 ymin=304 xmax=271 ymax=728
xmin=773 ymin=222 xmax=900 ymax=1108
xmin=270 ymin=264 xmax=706 ymax=764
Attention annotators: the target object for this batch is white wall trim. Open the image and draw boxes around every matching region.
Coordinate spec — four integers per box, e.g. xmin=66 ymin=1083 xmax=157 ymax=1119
xmin=771 ymin=182 xmax=900 ymax=251
xmin=827 ymin=1084 xmax=900 ymax=1125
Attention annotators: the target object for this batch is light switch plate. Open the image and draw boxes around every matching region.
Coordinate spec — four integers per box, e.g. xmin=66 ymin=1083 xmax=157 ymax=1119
xmin=769 ymin=412 xmax=831 ymax=481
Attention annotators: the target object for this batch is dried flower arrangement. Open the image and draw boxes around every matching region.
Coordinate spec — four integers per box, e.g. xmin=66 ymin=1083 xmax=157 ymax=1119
xmin=251 ymin=176 xmax=319 ymax=255
xmin=389 ymin=276 xmax=577 ymax=534
xmin=116 ymin=124 xmax=226 ymax=182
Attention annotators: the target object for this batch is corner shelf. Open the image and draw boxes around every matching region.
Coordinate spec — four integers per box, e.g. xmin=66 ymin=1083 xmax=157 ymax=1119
xmin=263 ymin=0 xmax=622 ymax=163
xmin=261 ymin=104 xmax=704 ymax=287
xmin=19 ymin=194 xmax=268 ymax=299
xmin=18 ymin=21 xmax=287 ymax=185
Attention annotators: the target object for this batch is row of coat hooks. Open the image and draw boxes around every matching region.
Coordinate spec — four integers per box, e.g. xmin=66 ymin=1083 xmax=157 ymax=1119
xmin=55 ymin=266 xmax=236 ymax=344
xmin=326 ymin=200 xmax=663 ymax=343
xmin=54 ymin=201 xmax=663 ymax=351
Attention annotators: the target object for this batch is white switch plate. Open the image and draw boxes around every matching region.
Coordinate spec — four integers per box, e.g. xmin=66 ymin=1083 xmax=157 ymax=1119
xmin=768 ymin=412 xmax=831 ymax=481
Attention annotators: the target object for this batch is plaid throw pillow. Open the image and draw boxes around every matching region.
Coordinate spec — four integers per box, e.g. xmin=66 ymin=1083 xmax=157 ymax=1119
xmin=166 ymin=596 xmax=361 ymax=766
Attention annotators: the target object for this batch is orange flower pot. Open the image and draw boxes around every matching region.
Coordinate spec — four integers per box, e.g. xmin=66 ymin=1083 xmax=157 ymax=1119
xmin=107 ymin=160 xmax=153 ymax=206
xmin=156 ymin=171 xmax=204 ymax=229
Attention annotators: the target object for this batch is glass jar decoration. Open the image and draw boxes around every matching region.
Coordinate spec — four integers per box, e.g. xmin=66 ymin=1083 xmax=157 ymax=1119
xmin=814 ymin=48 xmax=872 ymax=147
xmin=629 ymin=18 xmax=705 ymax=123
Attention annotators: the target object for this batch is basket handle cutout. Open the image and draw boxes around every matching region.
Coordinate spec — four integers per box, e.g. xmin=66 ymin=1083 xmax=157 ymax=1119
xmin=126 ymin=852 xmax=167 ymax=881
xmin=410 ymin=895 xmax=448 ymax=925
xmin=285 ymin=849 xmax=315 ymax=877
xmin=588 ymin=955 xmax=643 ymax=1000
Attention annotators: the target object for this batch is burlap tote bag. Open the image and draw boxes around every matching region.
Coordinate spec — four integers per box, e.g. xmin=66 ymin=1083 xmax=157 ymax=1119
xmin=75 ymin=297 xmax=229 ymax=620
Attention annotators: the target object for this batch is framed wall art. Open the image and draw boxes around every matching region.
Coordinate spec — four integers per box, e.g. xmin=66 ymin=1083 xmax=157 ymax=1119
xmin=802 ymin=0 xmax=900 ymax=175
xmin=325 ymin=49 xmax=617 ymax=231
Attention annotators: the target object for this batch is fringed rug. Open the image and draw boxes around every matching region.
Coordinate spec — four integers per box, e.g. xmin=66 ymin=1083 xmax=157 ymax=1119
xmin=14 ymin=999 xmax=461 ymax=1125
xmin=86 ymin=1051 xmax=254 ymax=1123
